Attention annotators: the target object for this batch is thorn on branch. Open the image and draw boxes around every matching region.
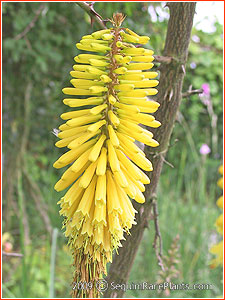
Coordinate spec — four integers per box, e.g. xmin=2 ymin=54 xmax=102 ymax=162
xmin=153 ymin=55 xmax=174 ymax=64
xmin=152 ymin=199 xmax=165 ymax=272
xmin=182 ymin=88 xmax=204 ymax=98
xmin=76 ymin=2 xmax=107 ymax=29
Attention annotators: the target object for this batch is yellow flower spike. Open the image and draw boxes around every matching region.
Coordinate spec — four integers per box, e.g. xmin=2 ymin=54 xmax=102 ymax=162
xmin=118 ymin=90 xmax=148 ymax=97
xmin=106 ymin=170 xmax=123 ymax=215
xmin=82 ymin=34 xmax=94 ymax=39
xmin=147 ymin=120 xmax=161 ymax=128
xmin=132 ymin=55 xmax=154 ymax=63
xmin=119 ymin=96 xmax=160 ymax=109
xmin=64 ymin=97 xmax=104 ymax=108
xmin=80 ymin=39 xmax=109 ymax=46
xmin=218 ymin=165 xmax=223 ymax=175
xmin=108 ymin=94 xmax=117 ymax=105
xmin=107 ymin=139 xmax=121 ymax=172
xmin=60 ymin=109 xmax=90 ymax=120
xmin=71 ymin=147 xmax=94 ymax=173
xmin=54 ymin=138 xmax=96 ymax=168
xmin=55 ymin=134 xmax=81 ymax=148
xmin=93 ymin=201 xmax=107 ymax=226
xmin=122 ymin=79 xmax=159 ymax=88
xmin=114 ymin=54 xmax=124 ymax=63
xmin=70 ymin=78 xmax=104 ymax=87
xmin=89 ymin=59 xmax=109 ymax=67
xmin=87 ymin=120 xmax=106 ymax=133
xmin=58 ymin=123 xmax=70 ymax=131
xmin=143 ymin=49 xmax=154 ymax=56
xmin=87 ymin=66 xmax=106 ymax=75
xmin=215 ymin=214 xmax=223 ymax=235
xmin=217 ymin=177 xmax=223 ymax=190
xmin=108 ymin=125 xmax=120 ymax=147
xmin=217 ymin=196 xmax=223 ymax=209
xmin=72 ymin=64 xmax=90 ymax=72
xmin=126 ymin=62 xmax=154 ymax=71
xmin=116 ymin=149 xmax=142 ymax=181
xmin=77 ymin=53 xmax=108 ymax=61
xmin=62 ymin=87 xmax=95 ymax=96
xmin=121 ymin=56 xmax=132 ymax=64
xmin=57 ymin=127 xmax=86 ymax=140
xmin=76 ymin=175 xmax=97 ymax=217
xmin=90 ymin=42 xmax=111 ymax=52
xmin=90 ymin=103 xmax=107 ymax=115
xmin=113 ymin=169 xmax=128 ymax=188
xmin=100 ymin=74 xmax=112 ymax=83
xmin=121 ymin=47 xmax=146 ymax=55
xmin=67 ymin=129 xmax=101 ymax=149
xmin=143 ymin=71 xmax=158 ymax=79
xmin=89 ymin=86 xmax=108 ymax=94
xmin=70 ymin=70 xmax=99 ymax=80
xmin=121 ymin=31 xmax=140 ymax=43
xmin=134 ymin=186 xmax=146 ymax=204
xmin=108 ymin=110 xmax=120 ymax=127
xmin=117 ymin=132 xmax=143 ymax=154
xmin=61 ymin=161 xmax=90 ymax=184
xmin=95 ymin=174 xmax=107 ymax=205
xmin=102 ymin=33 xmax=114 ymax=40
xmin=91 ymin=29 xmax=111 ymax=39
xmin=138 ymin=36 xmax=150 ymax=44
xmin=89 ymin=135 xmax=106 ymax=162
xmin=114 ymin=102 xmax=140 ymax=113
xmin=116 ymin=41 xmax=123 ymax=48
xmin=119 ymin=73 xmax=145 ymax=80
xmin=54 ymin=15 xmax=160 ymax=297
xmin=114 ymin=84 xmax=135 ymax=91
xmin=66 ymin=114 xmax=102 ymax=127
xmin=76 ymin=43 xmax=97 ymax=52
xmin=96 ymin=147 xmax=107 ymax=176
xmin=138 ymin=106 xmax=159 ymax=114
xmin=119 ymin=119 xmax=143 ymax=133
xmin=79 ymin=161 xmax=98 ymax=189
xmin=113 ymin=66 xmax=128 ymax=74
xmin=125 ymin=27 xmax=139 ymax=37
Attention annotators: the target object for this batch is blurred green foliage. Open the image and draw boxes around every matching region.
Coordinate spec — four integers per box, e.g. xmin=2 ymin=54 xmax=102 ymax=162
xmin=2 ymin=2 xmax=223 ymax=298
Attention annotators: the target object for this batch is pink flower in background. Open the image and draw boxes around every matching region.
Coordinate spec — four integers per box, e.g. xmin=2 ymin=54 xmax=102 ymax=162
xmin=200 ymin=143 xmax=211 ymax=155
xmin=202 ymin=83 xmax=210 ymax=96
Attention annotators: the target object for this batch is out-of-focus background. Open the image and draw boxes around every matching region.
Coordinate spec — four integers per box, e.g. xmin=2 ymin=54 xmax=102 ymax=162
xmin=2 ymin=2 xmax=223 ymax=298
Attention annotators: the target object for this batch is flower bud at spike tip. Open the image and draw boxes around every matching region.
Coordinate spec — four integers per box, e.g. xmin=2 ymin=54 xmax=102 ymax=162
xmin=53 ymin=13 xmax=160 ymax=298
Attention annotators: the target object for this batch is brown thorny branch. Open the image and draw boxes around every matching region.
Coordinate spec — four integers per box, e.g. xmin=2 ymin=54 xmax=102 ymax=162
xmin=76 ymin=1 xmax=198 ymax=280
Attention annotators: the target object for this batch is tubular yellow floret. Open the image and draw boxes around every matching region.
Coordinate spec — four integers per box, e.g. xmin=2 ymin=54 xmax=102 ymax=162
xmin=89 ymin=135 xmax=106 ymax=162
xmin=108 ymin=94 xmax=116 ymax=104
xmin=95 ymin=175 xmax=106 ymax=204
xmin=54 ymin=17 xmax=160 ymax=297
xmin=108 ymin=125 xmax=120 ymax=147
xmin=108 ymin=110 xmax=120 ymax=127
xmin=107 ymin=139 xmax=120 ymax=172
xmin=90 ymin=103 xmax=107 ymax=115
xmin=87 ymin=120 xmax=106 ymax=132
xmin=96 ymin=147 xmax=107 ymax=176
xmin=67 ymin=129 xmax=101 ymax=149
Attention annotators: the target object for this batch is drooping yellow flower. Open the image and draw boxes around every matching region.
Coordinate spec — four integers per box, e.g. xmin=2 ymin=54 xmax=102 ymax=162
xmin=54 ymin=13 xmax=160 ymax=297
xmin=210 ymin=165 xmax=223 ymax=268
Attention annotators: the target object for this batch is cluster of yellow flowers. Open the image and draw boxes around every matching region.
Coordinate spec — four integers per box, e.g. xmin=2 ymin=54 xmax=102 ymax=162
xmin=54 ymin=14 xmax=160 ymax=297
xmin=210 ymin=165 xmax=223 ymax=268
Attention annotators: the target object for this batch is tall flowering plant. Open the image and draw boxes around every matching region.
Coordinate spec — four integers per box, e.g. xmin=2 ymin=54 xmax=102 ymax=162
xmin=54 ymin=14 xmax=160 ymax=297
